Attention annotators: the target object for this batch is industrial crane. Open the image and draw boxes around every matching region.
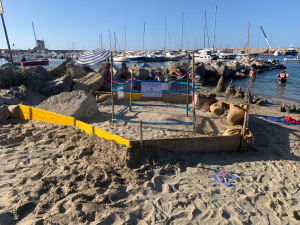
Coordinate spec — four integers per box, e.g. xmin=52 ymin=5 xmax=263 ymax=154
xmin=260 ymin=26 xmax=274 ymax=53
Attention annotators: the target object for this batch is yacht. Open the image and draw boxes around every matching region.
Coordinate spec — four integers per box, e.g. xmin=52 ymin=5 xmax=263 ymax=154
xmin=285 ymin=45 xmax=298 ymax=56
xmin=194 ymin=49 xmax=218 ymax=60
xmin=274 ymin=48 xmax=282 ymax=56
xmin=217 ymin=49 xmax=237 ymax=59
xmin=145 ymin=51 xmax=167 ymax=62
xmin=165 ymin=52 xmax=180 ymax=61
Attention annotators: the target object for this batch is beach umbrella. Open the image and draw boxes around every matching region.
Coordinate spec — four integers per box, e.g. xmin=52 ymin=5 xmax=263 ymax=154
xmin=75 ymin=48 xmax=110 ymax=66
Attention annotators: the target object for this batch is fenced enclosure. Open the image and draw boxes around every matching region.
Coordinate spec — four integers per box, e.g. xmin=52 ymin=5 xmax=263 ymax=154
xmin=111 ymin=80 xmax=197 ymax=131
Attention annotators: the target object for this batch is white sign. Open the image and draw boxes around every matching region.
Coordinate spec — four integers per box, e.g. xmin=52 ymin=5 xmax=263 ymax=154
xmin=0 ymin=0 xmax=3 ymax=15
xmin=117 ymin=86 xmax=124 ymax=100
xmin=141 ymin=82 xmax=162 ymax=97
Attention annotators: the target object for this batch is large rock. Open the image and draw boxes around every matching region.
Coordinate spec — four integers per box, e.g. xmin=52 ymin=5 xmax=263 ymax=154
xmin=41 ymin=75 xmax=73 ymax=96
xmin=210 ymin=60 xmax=230 ymax=79
xmin=23 ymin=66 xmax=51 ymax=92
xmin=66 ymin=61 xmax=87 ymax=79
xmin=0 ymin=66 xmax=18 ymax=88
xmin=37 ymin=90 xmax=98 ymax=120
xmin=73 ymin=72 xmax=104 ymax=92
xmin=46 ymin=58 xmax=72 ymax=77
xmin=7 ymin=85 xmax=30 ymax=100
xmin=128 ymin=64 xmax=151 ymax=80
xmin=0 ymin=105 xmax=10 ymax=122
xmin=161 ymin=61 xmax=188 ymax=76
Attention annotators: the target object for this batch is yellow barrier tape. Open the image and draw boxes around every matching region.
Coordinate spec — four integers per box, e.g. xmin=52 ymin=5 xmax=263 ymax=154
xmin=31 ymin=108 xmax=75 ymax=126
xmin=18 ymin=104 xmax=130 ymax=147
xmin=19 ymin=105 xmax=30 ymax=120
xmin=94 ymin=127 xmax=130 ymax=147
xmin=76 ymin=120 xmax=94 ymax=134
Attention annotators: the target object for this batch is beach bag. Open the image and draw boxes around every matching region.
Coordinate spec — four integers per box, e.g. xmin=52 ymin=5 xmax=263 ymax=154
xmin=210 ymin=101 xmax=225 ymax=116
xmin=227 ymin=105 xmax=245 ymax=125
xmin=197 ymin=94 xmax=216 ymax=111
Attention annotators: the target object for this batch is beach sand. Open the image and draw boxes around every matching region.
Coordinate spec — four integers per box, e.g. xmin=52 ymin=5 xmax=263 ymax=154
xmin=1 ymin=95 xmax=300 ymax=224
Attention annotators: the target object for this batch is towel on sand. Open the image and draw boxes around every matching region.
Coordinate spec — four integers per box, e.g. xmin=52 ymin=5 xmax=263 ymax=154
xmin=263 ymin=116 xmax=300 ymax=125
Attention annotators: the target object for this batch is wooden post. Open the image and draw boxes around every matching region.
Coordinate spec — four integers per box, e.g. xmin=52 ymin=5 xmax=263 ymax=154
xmin=186 ymin=54 xmax=190 ymax=116
xmin=110 ymin=52 xmax=114 ymax=121
xmin=140 ymin=120 xmax=143 ymax=146
xmin=192 ymin=55 xmax=195 ymax=130
xmin=130 ymin=69 xmax=133 ymax=111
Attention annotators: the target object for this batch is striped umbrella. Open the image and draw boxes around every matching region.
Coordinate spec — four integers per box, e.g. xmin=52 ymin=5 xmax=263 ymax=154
xmin=75 ymin=48 xmax=110 ymax=66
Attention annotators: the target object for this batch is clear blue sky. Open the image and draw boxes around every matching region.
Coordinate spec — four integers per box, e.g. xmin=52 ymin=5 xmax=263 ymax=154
xmin=0 ymin=0 xmax=299 ymax=51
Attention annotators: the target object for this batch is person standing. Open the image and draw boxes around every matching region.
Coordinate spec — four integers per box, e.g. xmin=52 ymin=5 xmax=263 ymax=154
xmin=249 ymin=68 xmax=256 ymax=78
xmin=102 ymin=63 xmax=111 ymax=83
xmin=276 ymin=70 xmax=289 ymax=83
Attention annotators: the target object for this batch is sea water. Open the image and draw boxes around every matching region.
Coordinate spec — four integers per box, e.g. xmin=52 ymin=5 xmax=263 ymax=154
xmin=0 ymin=56 xmax=299 ymax=105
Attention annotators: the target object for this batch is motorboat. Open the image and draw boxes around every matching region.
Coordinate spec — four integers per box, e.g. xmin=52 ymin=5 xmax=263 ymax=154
xmin=144 ymin=51 xmax=167 ymax=62
xmin=165 ymin=52 xmax=180 ymax=61
xmin=284 ymin=45 xmax=298 ymax=56
xmin=128 ymin=53 xmax=146 ymax=62
xmin=20 ymin=58 xmax=49 ymax=66
xmin=217 ymin=50 xmax=237 ymax=59
xmin=194 ymin=49 xmax=218 ymax=60
xmin=284 ymin=55 xmax=300 ymax=63
xmin=274 ymin=48 xmax=282 ymax=56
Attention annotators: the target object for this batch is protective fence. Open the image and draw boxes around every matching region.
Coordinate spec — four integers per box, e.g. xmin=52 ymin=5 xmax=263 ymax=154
xmin=111 ymin=80 xmax=197 ymax=128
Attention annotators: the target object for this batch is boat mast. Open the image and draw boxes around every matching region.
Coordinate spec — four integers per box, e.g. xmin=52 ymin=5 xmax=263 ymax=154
xmin=204 ymin=10 xmax=206 ymax=49
xmin=156 ymin=24 xmax=157 ymax=50
xmin=32 ymin=22 xmax=37 ymax=48
xmin=213 ymin=6 xmax=217 ymax=51
xmin=101 ymin=33 xmax=103 ymax=48
xmin=164 ymin=16 xmax=166 ymax=50
xmin=124 ymin=26 xmax=126 ymax=52
xmin=114 ymin=32 xmax=116 ymax=50
xmin=247 ymin=22 xmax=250 ymax=53
xmin=143 ymin=22 xmax=145 ymax=50
xmin=181 ymin=13 xmax=184 ymax=50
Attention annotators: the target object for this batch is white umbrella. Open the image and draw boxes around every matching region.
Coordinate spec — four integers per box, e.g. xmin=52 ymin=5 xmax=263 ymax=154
xmin=75 ymin=48 xmax=110 ymax=66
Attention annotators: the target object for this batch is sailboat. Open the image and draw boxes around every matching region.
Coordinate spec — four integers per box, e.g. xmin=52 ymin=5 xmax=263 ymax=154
xmin=236 ymin=22 xmax=259 ymax=58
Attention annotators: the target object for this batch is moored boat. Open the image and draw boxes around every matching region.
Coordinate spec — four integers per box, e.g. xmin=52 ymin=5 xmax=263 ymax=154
xmin=21 ymin=59 xmax=49 ymax=66
xmin=284 ymin=45 xmax=298 ymax=56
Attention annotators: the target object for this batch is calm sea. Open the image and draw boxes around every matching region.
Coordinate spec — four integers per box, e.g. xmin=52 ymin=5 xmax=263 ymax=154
xmin=0 ymin=56 xmax=299 ymax=105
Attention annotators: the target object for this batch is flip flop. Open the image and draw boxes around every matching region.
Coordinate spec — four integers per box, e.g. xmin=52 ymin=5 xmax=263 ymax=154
xmin=217 ymin=171 xmax=237 ymax=180
xmin=213 ymin=173 xmax=232 ymax=186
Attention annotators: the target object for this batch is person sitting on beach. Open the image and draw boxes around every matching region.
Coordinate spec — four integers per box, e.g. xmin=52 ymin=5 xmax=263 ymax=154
xmin=154 ymin=71 xmax=163 ymax=81
xmin=102 ymin=63 xmax=111 ymax=83
xmin=249 ymin=68 xmax=256 ymax=78
xmin=276 ymin=70 xmax=289 ymax=83
xmin=117 ymin=62 xmax=129 ymax=82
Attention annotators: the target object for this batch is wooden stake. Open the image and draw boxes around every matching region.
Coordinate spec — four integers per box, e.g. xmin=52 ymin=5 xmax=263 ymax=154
xmin=110 ymin=52 xmax=114 ymax=122
xmin=186 ymin=54 xmax=190 ymax=116
xmin=192 ymin=55 xmax=195 ymax=131
xmin=140 ymin=120 xmax=143 ymax=146
xmin=130 ymin=69 xmax=133 ymax=111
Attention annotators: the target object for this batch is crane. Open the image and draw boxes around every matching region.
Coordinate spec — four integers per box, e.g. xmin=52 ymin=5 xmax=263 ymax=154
xmin=260 ymin=26 xmax=274 ymax=53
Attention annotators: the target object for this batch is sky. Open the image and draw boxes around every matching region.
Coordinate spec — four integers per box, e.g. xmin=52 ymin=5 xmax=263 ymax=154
xmin=0 ymin=0 xmax=299 ymax=51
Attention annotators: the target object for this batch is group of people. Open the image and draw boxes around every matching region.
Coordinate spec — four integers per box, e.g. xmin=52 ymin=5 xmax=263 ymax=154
xmin=101 ymin=62 xmax=168 ymax=83
xmin=102 ymin=62 xmax=129 ymax=83
xmin=249 ymin=68 xmax=289 ymax=84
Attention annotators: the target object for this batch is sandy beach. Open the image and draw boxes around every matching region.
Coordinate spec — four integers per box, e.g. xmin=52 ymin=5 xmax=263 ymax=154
xmin=1 ymin=92 xmax=300 ymax=225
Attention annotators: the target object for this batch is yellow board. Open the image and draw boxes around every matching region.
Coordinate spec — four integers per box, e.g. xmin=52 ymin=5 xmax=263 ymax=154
xmin=31 ymin=107 xmax=75 ymax=126
xmin=18 ymin=104 xmax=131 ymax=147
xmin=76 ymin=120 xmax=94 ymax=134
xmin=94 ymin=127 xmax=131 ymax=147
xmin=19 ymin=104 xmax=31 ymax=120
